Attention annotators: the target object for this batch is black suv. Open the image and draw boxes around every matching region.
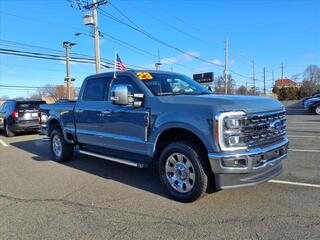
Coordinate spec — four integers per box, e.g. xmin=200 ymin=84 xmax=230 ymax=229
xmin=0 ymin=100 xmax=45 ymax=137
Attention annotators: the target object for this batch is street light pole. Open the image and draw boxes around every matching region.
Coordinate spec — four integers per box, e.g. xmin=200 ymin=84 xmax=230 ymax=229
xmin=63 ymin=42 xmax=76 ymax=99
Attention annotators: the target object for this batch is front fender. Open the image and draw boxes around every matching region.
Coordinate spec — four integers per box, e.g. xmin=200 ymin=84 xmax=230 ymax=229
xmin=149 ymin=121 xmax=215 ymax=156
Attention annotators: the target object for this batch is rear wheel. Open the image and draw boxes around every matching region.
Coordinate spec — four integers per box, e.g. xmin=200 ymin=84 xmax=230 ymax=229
xmin=159 ymin=141 xmax=209 ymax=203
xmin=315 ymin=105 xmax=320 ymax=115
xmin=50 ymin=129 xmax=74 ymax=162
xmin=4 ymin=122 xmax=15 ymax=137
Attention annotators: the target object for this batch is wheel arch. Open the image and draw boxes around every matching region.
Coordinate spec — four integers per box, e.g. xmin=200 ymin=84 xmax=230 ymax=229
xmin=153 ymin=126 xmax=209 ymax=161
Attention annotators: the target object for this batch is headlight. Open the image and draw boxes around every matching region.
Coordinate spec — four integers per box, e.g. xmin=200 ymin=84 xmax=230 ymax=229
xmin=215 ymin=111 xmax=247 ymax=151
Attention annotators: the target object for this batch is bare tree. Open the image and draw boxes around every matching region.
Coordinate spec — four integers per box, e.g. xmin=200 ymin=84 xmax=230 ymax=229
xmin=303 ymin=64 xmax=320 ymax=84
xmin=291 ymin=73 xmax=301 ymax=82
xmin=31 ymin=84 xmax=77 ymax=101
xmin=0 ymin=95 xmax=10 ymax=101
xmin=236 ymin=85 xmax=247 ymax=95
xmin=215 ymin=75 xmax=236 ymax=94
xmin=300 ymin=80 xmax=320 ymax=97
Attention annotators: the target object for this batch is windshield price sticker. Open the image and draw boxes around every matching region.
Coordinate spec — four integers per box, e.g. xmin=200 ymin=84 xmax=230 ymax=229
xmin=136 ymin=72 xmax=153 ymax=80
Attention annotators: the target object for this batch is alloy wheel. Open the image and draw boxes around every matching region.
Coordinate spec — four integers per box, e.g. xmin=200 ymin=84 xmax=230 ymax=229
xmin=165 ymin=153 xmax=196 ymax=193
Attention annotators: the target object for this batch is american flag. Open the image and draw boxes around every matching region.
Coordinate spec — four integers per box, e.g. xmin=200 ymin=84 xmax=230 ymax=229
xmin=115 ymin=53 xmax=127 ymax=71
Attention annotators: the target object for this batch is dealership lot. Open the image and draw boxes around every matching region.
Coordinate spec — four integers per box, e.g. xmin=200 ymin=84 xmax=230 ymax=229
xmin=0 ymin=102 xmax=319 ymax=240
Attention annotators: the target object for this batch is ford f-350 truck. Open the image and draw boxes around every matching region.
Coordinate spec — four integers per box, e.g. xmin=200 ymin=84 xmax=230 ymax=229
xmin=39 ymin=70 xmax=289 ymax=202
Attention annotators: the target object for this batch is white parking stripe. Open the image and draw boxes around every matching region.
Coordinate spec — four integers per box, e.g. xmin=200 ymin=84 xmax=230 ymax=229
xmin=269 ymin=180 xmax=320 ymax=188
xmin=287 ymin=127 xmax=320 ymax=130
xmin=288 ymin=135 xmax=320 ymax=138
xmin=288 ymin=121 xmax=320 ymax=124
xmin=0 ymin=139 xmax=8 ymax=147
xmin=289 ymin=149 xmax=320 ymax=153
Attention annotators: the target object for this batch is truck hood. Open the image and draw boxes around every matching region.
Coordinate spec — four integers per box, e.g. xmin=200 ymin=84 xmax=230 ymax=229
xmin=158 ymin=94 xmax=284 ymax=114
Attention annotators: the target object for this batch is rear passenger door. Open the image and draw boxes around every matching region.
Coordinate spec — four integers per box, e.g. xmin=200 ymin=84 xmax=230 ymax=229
xmin=75 ymin=76 xmax=113 ymax=147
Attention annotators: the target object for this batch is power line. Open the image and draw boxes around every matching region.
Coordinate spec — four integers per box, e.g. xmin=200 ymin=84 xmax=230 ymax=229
xmin=98 ymin=8 xmax=224 ymax=68
xmin=0 ymin=39 xmax=101 ymax=60
xmin=230 ymin=70 xmax=252 ymax=79
xmin=0 ymin=11 xmax=90 ymax=36
xmin=0 ymin=48 xmax=112 ymax=67
xmin=0 ymin=45 xmax=150 ymax=70
xmin=66 ymin=1 xmax=197 ymax=71
xmin=0 ymin=11 xmax=196 ymax=71
xmin=110 ymin=1 xmax=211 ymax=46
xmin=0 ymin=84 xmax=80 ymax=89
xmin=98 ymin=31 xmax=195 ymax=70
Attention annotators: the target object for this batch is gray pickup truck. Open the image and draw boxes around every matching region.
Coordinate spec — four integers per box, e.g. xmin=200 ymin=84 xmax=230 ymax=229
xmin=39 ymin=70 xmax=289 ymax=202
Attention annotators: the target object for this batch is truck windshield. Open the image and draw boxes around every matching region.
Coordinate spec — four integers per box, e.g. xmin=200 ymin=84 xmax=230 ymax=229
xmin=139 ymin=73 xmax=212 ymax=96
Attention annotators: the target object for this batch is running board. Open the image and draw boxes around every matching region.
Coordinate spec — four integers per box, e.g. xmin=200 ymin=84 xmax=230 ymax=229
xmin=79 ymin=150 xmax=148 ymax=168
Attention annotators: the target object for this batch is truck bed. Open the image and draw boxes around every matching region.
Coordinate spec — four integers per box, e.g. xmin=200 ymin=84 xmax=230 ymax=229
xmin=40 ymin=100 xmax=77 ymax=137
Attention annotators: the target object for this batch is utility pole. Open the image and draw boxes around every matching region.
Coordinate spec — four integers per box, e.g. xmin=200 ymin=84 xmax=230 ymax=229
xmin=263 ymin=67 xmax=266 ymax=95
xmin=93 ymin=0 xmax=101 ymax=73
xmin=281 ymin=63 xmax=284 ymax=79
xmin=83 ymin=0 xmax=108 ymax=73
xmin=224 ymin=36 xmax=228 ymax=94
xmin=63 ymin=42 xmax=76 ymax=99
xmin=155 ymin=49 xmax=162 ymax=71
xmin=252 ymin=61 xmax=256 ymax=95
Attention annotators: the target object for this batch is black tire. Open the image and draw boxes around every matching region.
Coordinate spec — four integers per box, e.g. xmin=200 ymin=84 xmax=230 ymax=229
xmin=50 ymin=128 xmax=74 ymax=162
xmin=159 ymin=141 xmax=209 ymax=203
xmin=314 ymin=105 xmax=320 ymax=115
xmin=4 ymin=121 xmax=15 ymax=137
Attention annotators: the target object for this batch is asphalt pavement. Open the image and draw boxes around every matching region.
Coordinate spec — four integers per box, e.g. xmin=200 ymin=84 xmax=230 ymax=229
xmin=0 ymin=101 xmax=319 ymax=240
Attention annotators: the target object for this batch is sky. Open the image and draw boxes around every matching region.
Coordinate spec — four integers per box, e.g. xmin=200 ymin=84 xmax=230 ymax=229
xmin=0 ymin=0 xmax=319 ymax=98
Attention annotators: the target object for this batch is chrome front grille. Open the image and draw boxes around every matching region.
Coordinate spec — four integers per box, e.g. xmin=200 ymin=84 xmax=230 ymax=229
xmin=243 ymin=110 xmax=287 ymax=147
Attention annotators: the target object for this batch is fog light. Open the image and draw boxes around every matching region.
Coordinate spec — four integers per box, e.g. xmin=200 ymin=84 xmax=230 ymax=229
xmin=221 ymin=158 xmax=247 ymax=168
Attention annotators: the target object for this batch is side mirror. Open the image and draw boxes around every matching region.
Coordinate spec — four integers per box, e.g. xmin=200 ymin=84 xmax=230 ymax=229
xmin=111 ymin=84 xmax=133 ymax=105
xmin=111 ymin=84 xmax=144 ymax=107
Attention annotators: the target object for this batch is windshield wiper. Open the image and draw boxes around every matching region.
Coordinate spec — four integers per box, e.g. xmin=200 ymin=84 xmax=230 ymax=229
xmin=156 ymin=91 xmax=212 ymax=96
xmin=181 ymin=92 xmax=212 ymax=95
xmin=156 ymin=92 xmax=185 ymax=96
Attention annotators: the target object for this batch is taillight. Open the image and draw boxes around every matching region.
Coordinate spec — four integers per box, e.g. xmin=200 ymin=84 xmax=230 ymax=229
xmin=11 ymin=111 xmax=18 ymax=120
xmin=38 ymin=109 xmax=42 ymax=125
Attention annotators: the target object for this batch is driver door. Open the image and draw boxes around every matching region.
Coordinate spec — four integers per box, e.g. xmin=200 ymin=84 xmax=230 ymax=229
xmin=103 ymin=75 xmax=150 ymax=154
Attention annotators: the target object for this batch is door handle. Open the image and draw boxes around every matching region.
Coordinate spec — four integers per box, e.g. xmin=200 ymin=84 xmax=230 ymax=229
xmin=75 ymin=109 xmax=84 ymax=113
xmin=101 ymin=110 xmax=112 ymax=115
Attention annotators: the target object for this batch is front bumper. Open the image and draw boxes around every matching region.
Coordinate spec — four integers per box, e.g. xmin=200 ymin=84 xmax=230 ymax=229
xmin=208 ymin=138 xmax=289 ymax=189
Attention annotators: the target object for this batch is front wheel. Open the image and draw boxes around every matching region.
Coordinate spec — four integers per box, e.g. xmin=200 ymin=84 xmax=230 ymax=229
xmin=159 ymin=141 xmax=209 ymax=203
xmin=50 ymin=129 xmax=74 ymax=162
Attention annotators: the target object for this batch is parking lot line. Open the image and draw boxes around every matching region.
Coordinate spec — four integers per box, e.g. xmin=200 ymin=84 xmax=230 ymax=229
xmin=287 ymin=121 xmax=320 ymax=124
xmin=0 ymin=139 xmax=9 ymax=147
xmin=289 ymin=149 xmax=320 ymax=153
xmin=288 ymin=135 xmax=320 ymax=138
xmin=269 ymin=180 xmax=320 ymax=188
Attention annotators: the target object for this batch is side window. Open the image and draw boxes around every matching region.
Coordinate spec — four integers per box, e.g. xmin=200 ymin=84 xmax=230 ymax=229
xmin=3 ymin=103 xmax=8 ymax=113
xmin=82 ymin=78 xmax=111 ymax=101
xmin=110 ymin=75 xmax=142 ymax=97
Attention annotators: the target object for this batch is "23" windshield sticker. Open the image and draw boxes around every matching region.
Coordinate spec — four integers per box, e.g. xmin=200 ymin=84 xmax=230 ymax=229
xmin=136 ymin=72 xmax=153 ymax=80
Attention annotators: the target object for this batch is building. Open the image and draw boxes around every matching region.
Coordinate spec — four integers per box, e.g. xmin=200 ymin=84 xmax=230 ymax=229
xmin=274 ymin=79 xmax=297 ymax=89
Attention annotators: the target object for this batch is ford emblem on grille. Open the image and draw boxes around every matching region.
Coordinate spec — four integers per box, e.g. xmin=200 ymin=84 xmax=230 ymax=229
xmin=269 ymin=120 xmax=282 ymax=131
